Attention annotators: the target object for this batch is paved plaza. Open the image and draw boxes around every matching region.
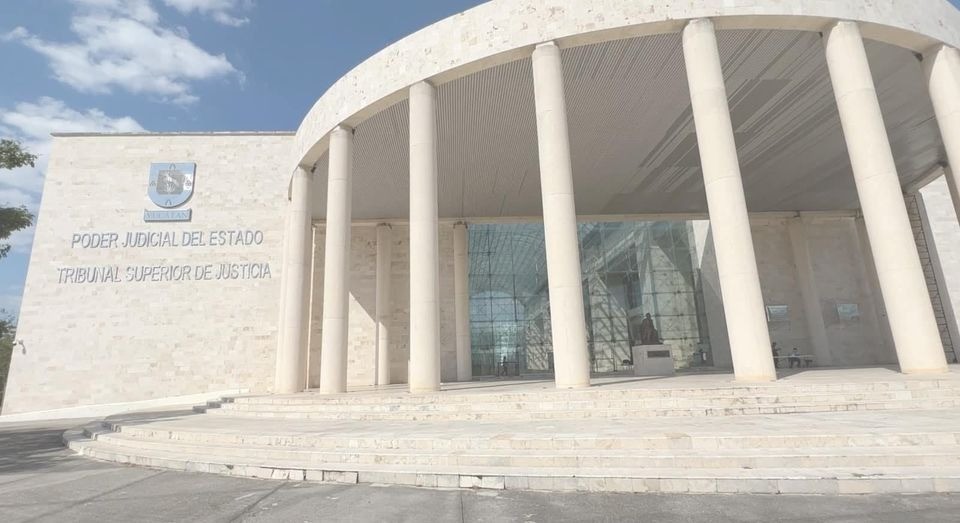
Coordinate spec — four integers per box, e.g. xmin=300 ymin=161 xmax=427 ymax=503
xmin=1 ymin=420 xmax=960 ymax=522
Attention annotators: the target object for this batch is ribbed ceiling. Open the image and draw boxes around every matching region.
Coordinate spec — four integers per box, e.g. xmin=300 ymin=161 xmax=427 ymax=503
xmin=311 ymin=29 xmax=944 ymax=221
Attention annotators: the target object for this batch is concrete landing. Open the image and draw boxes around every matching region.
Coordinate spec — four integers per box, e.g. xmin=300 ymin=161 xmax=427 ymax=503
xmin=210 ymin=366 xmax=960 ymax=421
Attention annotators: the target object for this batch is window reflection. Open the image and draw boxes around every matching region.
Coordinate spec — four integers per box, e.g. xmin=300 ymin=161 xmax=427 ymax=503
xmin=468 ymin=221 xmax=710 ymax=376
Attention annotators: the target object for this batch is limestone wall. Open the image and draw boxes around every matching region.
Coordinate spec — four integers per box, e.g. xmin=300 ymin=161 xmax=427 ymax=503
xmin=309 ymin=224 xmax=458 ymax=387
xmin=916 ymin=178 xmax=960 ymax=363
xmin=803 ymin=217 xmax=895 ymax=366
xmin=307 ymin=214 xmax=907 ymax=384
xmin=699 ymin=216 xmax=897 ymax=369
xmin=1 ymin=134 xmax=292 ymax=415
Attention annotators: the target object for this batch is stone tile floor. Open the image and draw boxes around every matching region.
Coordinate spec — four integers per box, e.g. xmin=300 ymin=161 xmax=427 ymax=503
xmin=283 ymin=366 xmax=960 ymax=399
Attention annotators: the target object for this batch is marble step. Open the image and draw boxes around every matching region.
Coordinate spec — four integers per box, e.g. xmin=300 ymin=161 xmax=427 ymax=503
xmin=230 ymin=381 xmax=960 ymax=406
xmin=206 ymin=398 xmax=960 ymax=420
xmin=218 ymin=389 xmax=960 ymax=411
xmin=63 ymin=428 xmax=960 ymax=494
xmin=87 ymin=430 xmax=960 ymax=469
xmin=104 ymin=422 xmax=960 ymax=451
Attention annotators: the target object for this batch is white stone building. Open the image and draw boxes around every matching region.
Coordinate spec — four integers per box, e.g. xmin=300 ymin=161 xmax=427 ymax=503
xmin=4 ymin=0 xmax=960 ymax=417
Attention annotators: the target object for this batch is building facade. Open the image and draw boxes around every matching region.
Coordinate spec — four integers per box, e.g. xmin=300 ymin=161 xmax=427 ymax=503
xmin=4 ymin=0 xmax=960 ymax=416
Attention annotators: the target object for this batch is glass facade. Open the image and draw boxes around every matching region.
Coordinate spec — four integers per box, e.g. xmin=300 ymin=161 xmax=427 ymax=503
xmin=469 ymin=221 xmax=711 ymax=377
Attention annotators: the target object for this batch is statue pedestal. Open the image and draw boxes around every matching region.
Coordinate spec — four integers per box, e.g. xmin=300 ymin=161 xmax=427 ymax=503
xmin=632 ymin=345 xmax=675 ymax=377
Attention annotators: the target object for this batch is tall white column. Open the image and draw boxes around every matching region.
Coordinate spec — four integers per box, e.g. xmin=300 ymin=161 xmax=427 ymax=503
xmin=682 ymin=19 xmax=776 ymax=382
xmin=318 ymin=125 xmax=353 ymax=393
xmin=853 ymin=216 xmax=897 ymax=361
xmin=945 ymin=167 xmax=960 ymax=224
xmin=786 ymin=217 xmax=832 ymax=366
xmin=409 ymin=81 xmax=441 ymax=393
xmin=275 ymin=166 xmax=313 ymax=393
xmin=532 ymin=41 xmax=591 ymax=389
xmin=453 ymin=222 xmax=472 ymax=382
xmin=375 ymin=223 xmax=393 ymax=386
xmin=925 ymin=46 xmax=960 ymax=223
xmin=824 ymin=21 xmax=947 ymax=374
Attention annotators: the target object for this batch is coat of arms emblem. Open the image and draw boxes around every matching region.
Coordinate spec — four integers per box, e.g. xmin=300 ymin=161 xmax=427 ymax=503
xmin=148 ymin=163 xmax=195 ymax=208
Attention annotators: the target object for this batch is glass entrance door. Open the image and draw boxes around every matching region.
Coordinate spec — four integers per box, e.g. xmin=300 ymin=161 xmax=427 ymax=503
xmin=468 ymin=220 xmax=711 ymax=376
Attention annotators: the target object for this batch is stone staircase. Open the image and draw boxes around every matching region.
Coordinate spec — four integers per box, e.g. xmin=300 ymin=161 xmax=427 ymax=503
xmin=63 ymin=371 xmax=960 ymax=494
xmin=206 ymin=378 xmax=960 ymax=421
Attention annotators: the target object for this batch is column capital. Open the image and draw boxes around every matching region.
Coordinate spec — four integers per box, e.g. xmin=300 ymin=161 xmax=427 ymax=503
xmin=923 ymin=43 xmax=960 ymax=80
xmin=289 ymin=165 xmax=313 ymax=203
xmin=410 ymin=79 xmax=436 ymax=92
xmin=821 ymin=19 xmax=857 ymax=34
xmin=920 ymin=42 xmax=951 ymax=61
xmin=376 ymin=222 xmax=393 ymax=230
xmin=453 ymin=221 xmax=467 ymax=229
xmin=684 ymin=17 xmax=714 ymax=30
xmin=332 ymin=124 xmax=354 ymax=135
xmin=534 ymin=41 xmax=559 ymax=52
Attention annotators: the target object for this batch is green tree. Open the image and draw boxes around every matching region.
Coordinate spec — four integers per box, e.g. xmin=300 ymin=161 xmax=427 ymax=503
xmin=0 ymin=139 xmax=37 ymax=170
xmin=0 ymin=311 xmax=15 ymax=408
xmin=0 ymin=139 xmax=37 ymax=259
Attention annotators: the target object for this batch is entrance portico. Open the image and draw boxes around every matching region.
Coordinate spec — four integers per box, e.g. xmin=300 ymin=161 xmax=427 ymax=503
xmin=277 ymin=4 xmax=960 ymax=395
xmin=8 ymin=0 xmax=960 ymax=496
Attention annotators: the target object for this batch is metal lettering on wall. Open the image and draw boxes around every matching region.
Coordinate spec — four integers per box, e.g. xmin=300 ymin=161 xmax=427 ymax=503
xmin=57 ymin=229 xmax=272 ymax=284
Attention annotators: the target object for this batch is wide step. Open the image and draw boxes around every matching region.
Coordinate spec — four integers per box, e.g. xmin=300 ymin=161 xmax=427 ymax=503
xmin=210 ymin=381 xmax=960 ymax=421
xmin=105 ymin=422 xmax=960 ymax=451
xmin=65 ymin=429 xmax=960 ymax=494
xmin=209 ymin=398 xmax=960 ymax=420
xmin=62 ymin=370 xmax=960 ymax=494
xmin=86 ymin=430 xmax=960 ymax=469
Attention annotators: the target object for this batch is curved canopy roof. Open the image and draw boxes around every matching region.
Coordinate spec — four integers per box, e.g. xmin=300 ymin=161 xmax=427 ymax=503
xmin=309 ymin=28 xmax=945 ymax=220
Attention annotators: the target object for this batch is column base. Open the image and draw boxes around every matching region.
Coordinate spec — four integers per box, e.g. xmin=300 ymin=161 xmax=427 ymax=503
xmin=900 ymin=366 xmax=950 ymax=375
xmin=409 ymin=387 xmax=440 ymax=394
xmin=733 ymin=373 xmax=777 ymax=383
xmin=317 ymin=387 xmax=346 ymax=395
xmin=555 ymin=381 xmax=591 ymax=390
xmin=273 ymin=385 xmax=303 ymax=395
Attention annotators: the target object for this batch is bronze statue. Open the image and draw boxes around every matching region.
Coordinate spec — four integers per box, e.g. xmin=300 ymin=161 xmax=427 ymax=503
xmin=639 ymin=313 xmax=660 ymax=345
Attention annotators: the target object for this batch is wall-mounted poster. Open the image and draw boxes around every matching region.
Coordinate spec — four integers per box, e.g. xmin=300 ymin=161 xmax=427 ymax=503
xmin=837 ymin=303 xmax=861 ymax=321
xmin=765 ymin=305 xmax=789 ymax=322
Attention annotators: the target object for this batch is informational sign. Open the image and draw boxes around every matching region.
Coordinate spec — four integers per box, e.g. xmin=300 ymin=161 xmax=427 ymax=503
xmin=837 ymin=303 xmax=861 ymax=321
xmin=765 ymin=304 xmax=789 ymax=322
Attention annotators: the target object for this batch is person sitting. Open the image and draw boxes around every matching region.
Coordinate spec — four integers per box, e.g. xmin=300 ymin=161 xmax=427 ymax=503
xmin=788 ymin=348 xmax=802 ymax=369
